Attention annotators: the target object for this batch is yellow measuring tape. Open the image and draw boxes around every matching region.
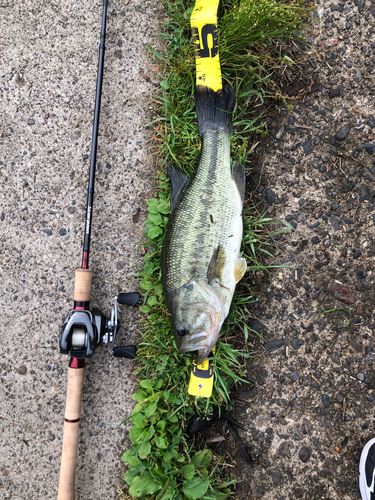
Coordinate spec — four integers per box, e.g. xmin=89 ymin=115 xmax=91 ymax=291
xmin=190 ymin=0 xmax=222 ymax=92
xmin=187 ymin=0 xmax=222 ymax=398
xmin=188 ymin=348 xmax=215 ymax=398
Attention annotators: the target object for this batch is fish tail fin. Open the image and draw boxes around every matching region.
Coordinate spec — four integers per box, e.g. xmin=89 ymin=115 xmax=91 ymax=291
xmin=195 ymin=85 xmax=235 ymax=137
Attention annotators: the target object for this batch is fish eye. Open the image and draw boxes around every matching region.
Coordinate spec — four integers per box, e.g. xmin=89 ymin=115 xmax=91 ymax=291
xmin=177 ymin=327 xmax=188 ymax=337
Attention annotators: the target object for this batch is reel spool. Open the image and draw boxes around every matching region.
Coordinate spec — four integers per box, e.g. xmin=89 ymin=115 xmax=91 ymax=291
xmin=71 ymin=327 xmax=87 ymax=349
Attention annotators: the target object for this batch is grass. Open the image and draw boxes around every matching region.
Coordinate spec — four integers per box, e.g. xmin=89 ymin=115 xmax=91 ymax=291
xmin=121 ymin=1 xmax=310 ymax=498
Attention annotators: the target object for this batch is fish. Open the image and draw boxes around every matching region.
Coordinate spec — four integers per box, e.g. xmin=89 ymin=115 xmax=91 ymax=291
xmin=161 ymin=85 xmax=247 ymax=364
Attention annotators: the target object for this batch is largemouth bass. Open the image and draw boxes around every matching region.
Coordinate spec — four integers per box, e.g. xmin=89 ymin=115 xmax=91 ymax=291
xmin=162 ymin=85 xmax=247 ymax=364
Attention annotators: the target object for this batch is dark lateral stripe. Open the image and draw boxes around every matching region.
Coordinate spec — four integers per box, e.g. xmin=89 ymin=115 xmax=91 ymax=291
xmin=65 ymin=418 xmax=80 ymax=423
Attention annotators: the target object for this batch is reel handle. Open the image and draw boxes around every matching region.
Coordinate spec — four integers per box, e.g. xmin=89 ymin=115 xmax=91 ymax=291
xmin=57 ymin=359 xmax=85 ymax=500
xmin=112 ymin=345 xmax=137 ymax=358
xmin=117 ymin=292 xmax=139 ymax=306
xmin=108 ymin=293 xmax=139 ymax=357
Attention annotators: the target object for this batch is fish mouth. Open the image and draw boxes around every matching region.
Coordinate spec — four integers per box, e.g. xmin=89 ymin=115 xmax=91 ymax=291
xmin=178 ymin=331 xmax=216 ymax=365
xmin=179 ymin=331 xmax=208 ymax=352
xmin=195 ymin=346 xmax=212 ymax=365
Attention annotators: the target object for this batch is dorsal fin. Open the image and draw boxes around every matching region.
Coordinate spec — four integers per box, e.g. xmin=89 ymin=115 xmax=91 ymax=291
xmin=167 ymin=163 xmax=190 ymax=213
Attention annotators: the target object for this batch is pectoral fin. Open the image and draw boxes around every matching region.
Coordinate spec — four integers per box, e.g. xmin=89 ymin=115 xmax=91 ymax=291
xmin=234 ymin=257 xmax=247 ymax=283
xmin=167 ymin=163 xmax=190 ymax=213
xmin=231 ymin=161 xmax=246 ymax=204
xmin=207 ymin=245 xmax=226 ymax=283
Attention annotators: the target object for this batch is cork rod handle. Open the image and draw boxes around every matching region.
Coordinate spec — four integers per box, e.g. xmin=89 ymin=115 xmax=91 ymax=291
xmin=74 ymin=268 xmax=93 ymax=303
xmin=57 ymin=364 xmax=85 ymax=500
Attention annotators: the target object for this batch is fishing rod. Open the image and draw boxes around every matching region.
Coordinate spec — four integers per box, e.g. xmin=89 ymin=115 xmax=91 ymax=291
xmin=58 ymin=2 xmax=138 ymax=498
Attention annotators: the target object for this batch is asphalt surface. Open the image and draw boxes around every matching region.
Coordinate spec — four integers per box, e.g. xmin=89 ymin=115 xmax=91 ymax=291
xmin=0 ymin=1 xmax=160 ymax=498
xmin=225 ymin=1 xmax=375 ymax=498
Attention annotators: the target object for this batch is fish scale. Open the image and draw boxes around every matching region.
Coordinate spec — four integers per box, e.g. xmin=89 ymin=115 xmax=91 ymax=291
xmin=163 ymin=129 xmax=243 ymax=313
xmin=162 ymin=84 xmax=246 ymax=364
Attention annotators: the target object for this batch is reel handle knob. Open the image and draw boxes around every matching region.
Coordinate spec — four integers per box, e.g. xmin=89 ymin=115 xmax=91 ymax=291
xmin=117 ymin=292 xmax=140 ymax=306
xmin=112 ymin=345 xmax=137 ymax=358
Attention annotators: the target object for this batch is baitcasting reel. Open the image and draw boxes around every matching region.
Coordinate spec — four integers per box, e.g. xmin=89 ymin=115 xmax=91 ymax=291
xmin=59 ymin=292 xmax=139 ymax=359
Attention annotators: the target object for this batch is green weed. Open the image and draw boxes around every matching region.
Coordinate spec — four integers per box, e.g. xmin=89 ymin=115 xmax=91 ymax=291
xmin=219 ymin=0 xmax=308 ymax=91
